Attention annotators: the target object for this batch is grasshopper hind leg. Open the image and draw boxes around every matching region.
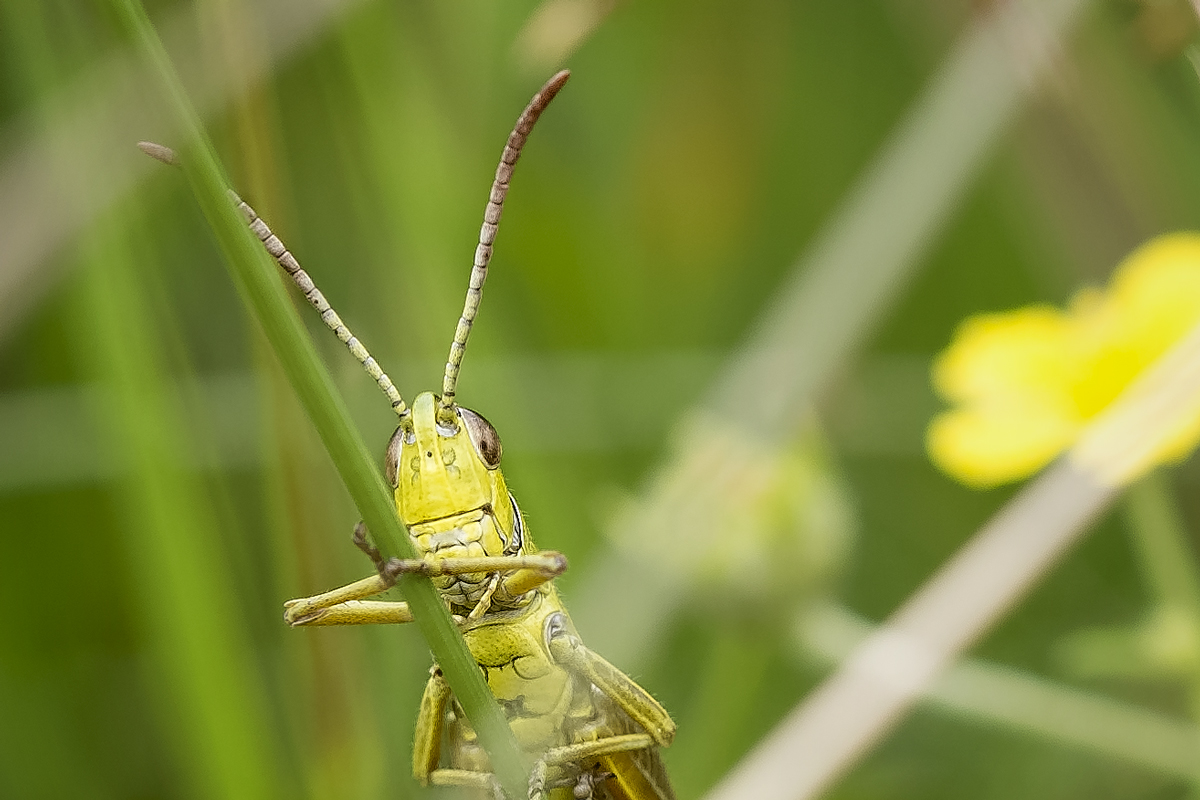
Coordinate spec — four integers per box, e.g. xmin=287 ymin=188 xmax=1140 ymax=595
xmin=427 ymin=770 xmax=505 ymax=800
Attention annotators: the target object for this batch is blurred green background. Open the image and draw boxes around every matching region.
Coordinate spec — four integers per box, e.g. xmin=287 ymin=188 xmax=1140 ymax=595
xmin=4 ymin=0 xmax=1200 ymax=798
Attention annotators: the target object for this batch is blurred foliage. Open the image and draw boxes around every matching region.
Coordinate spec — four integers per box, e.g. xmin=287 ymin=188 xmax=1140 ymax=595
xmin=4 ymin=1 xmax=1200 ymax=799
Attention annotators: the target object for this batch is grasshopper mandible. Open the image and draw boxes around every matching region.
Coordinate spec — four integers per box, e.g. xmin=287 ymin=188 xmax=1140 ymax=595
xmin=141 ymin=71 xmax=675 ymax=800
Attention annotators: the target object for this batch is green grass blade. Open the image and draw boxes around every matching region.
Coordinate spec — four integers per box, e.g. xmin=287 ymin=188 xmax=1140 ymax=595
xmin=76 ymin=211 xmax=288 ymax=800
xmin=108 ymin=0 xmax=528 ymax=794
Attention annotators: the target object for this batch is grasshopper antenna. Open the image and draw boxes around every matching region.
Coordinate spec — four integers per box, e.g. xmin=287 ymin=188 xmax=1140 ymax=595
xmin=437 ymin=70 xmax=570 ymax=427
xmin=137 ymin=141 xmax=410 ymax=419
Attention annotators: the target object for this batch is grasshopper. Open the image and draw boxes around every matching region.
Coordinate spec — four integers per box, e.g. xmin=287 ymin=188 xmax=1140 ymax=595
xmin=141 ymin=71 xmax=674 ymax=800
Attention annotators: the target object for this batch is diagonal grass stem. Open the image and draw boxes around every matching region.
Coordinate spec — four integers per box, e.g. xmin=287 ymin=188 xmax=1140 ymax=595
xmin=108 ymin=0 xmax=527 ymax=794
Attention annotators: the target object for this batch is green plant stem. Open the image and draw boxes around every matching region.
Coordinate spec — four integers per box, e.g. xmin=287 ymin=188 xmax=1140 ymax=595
xmin=79 ymin=210 xmax=288 ymax=800
xmin=673 ymin=629 xmax=773 ymax=799
xmin=1123 ymin=472 xmax=1200 ymax=726
xmin=1124 ymin=472 xmax=1200 ymax=615
xmin=109 ymin=1 xmax=527 ymax=794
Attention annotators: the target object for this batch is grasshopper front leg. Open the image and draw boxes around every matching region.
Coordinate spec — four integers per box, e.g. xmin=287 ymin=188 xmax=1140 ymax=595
xmin=282 ymin=571 xmax=414 ymax=626
xmin=384 ymin=553 xmax=568 ymax=596
xmin=284 ymin=522 xmax=412 ymax=626
xmin=284 ymin=524 xmax=568 ymax=627
xmin=358 ymin=519 xmax=569 ymax=601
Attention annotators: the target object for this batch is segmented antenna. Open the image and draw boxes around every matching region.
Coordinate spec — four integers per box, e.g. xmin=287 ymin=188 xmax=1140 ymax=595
xmin=438 ymin=70 xmax=571 ymax=424
xmin=137 ymin=141 xmax=409 ymax=418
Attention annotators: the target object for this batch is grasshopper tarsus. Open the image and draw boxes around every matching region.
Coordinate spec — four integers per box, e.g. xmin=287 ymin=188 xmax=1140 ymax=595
xmin=352 ymin=521 xmax=388 ymax=573
xmin=574 ymin=767 xmax=613 ymax=799
xmin=281 ymin=599 xmax=322 ymax=627
xmin=546 ymin=552 xmax=568 ymax=575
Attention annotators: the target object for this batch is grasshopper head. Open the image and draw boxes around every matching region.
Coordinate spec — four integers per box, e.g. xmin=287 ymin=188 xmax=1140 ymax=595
xmin=264 ymin=72 xmax=568 ymax=565
xmin=384 ymin=70 xmax=572 ymax=563
xmin=384 ymin=392 xmax=522 ymax=560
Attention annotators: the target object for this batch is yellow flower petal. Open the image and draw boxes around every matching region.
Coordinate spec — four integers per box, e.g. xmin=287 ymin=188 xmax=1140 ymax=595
xmin=927 ymin=232 xmax=1200 ymax=488
xmin=932 ymin=306 xmax=1074 ymax=405
xmin=927 ymin=403 xmax=1079 ymax=488
xmin=1109 ymin=233 xmax=1200 ymax=355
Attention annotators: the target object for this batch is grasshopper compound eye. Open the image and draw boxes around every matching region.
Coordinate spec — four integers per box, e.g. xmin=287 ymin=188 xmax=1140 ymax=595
xmin=384 ymin=426 xmax=405 ymax=488
xmin=460 ymin=407 xmax=502 ymax=469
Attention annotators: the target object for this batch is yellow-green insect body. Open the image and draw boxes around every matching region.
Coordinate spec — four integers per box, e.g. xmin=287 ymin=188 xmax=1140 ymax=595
xmin=386 ymin=389 xmax=674 ymax=799
xmin=149 ymin=70 xmax=678 ymax=800
xmin=450 ymin=596 xmax=675 ymax=800
xmin=453 ymin=594 xmax=576 ymax=758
